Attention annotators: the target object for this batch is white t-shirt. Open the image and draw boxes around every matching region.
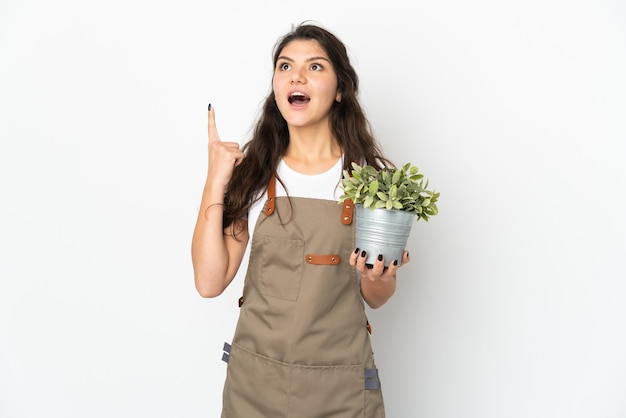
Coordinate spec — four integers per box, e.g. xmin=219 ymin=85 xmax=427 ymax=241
xmin=247 ymin=157 xmax=344 ymax=237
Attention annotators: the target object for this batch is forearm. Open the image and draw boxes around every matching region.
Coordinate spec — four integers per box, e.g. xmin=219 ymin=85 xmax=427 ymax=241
xmin=360 ymin=273 xmax=396 ymax=309
xmin=191 ymin=183 xmax=246 ymax=297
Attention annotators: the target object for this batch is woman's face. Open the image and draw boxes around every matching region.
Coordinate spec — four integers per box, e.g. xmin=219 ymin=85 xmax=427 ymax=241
xmin=272 ymin=39 xmax=341 ymax=129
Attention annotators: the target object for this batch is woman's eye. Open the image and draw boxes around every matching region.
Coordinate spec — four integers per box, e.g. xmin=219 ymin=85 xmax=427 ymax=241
xmin=279 ymin=63 xmax=291 ymax=71
xmin=311 ymin=63 xmax=323 ymax=71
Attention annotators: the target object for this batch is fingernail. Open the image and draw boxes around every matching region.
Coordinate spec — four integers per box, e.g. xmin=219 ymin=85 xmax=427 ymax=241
xmin=377 ymin=254 xmax=383 ymax=261
xmin=354 ymin=248 xmax=360 ymax=254
xmin=361 ymin=250 xmax=367 ymax=258
xmin=208 ymin=103 xmax=212 ymax=111
xmin=393 ymin=260 xmax=398 ymax=266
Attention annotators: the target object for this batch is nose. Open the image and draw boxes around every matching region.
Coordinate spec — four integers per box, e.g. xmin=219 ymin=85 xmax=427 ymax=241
xmin=290 ymin=68 xmax=305 ymax=84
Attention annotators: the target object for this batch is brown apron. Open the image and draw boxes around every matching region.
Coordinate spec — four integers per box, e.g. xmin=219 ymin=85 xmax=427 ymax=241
xmin=221 ymin=176 xmax=385 ymax=417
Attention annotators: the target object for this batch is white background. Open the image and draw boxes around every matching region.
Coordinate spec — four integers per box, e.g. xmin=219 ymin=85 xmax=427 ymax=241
xmin=1 ymin=0 xmax=625 ymax=417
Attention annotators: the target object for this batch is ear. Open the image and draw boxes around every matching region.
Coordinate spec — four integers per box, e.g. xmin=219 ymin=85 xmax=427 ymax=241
xmin=335 ymin=91 xmax=342 ymax=103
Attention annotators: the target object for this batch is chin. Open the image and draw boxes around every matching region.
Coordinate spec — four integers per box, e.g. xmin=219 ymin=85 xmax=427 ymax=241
xmin=283 ymin=115 xmax=311 ymax=128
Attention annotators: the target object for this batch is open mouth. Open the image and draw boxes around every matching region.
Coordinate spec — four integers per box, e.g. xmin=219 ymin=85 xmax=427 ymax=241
xmin=288 ymin=92 xmax=311 ymax=105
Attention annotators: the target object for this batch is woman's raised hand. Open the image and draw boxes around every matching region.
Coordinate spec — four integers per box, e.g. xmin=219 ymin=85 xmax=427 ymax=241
xmin=207 ymin=105 xmax=244 ymax=189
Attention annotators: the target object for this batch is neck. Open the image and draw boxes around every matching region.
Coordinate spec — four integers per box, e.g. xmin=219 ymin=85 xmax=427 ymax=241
xmin=284 ymin=127 xmax=342 ymax=175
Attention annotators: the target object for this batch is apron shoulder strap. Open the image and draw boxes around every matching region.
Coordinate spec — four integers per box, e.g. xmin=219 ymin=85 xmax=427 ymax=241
xmin=264 ymin=174 xmax=276 ymax=216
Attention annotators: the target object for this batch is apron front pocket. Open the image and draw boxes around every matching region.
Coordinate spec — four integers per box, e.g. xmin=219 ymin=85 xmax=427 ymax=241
xmin=289 ymin=364 xmax=364 ymax=417
xmin=223 ymin=343 xmax=291 ymax=417
xmin=260 ymin=235 xmax=304 ymax=301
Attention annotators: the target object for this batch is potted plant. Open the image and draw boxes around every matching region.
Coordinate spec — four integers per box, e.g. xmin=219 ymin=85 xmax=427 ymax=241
xmin=339 ymin=162 xmax=440 ymax=266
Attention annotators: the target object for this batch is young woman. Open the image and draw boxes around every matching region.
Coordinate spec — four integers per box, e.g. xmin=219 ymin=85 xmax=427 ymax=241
xmin=192 ymin=22 xmax=409 ymax=417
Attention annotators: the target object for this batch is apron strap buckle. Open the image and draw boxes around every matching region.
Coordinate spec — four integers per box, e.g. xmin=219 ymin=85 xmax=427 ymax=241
xmin=341 ymin=199 xmax=354 ymax=225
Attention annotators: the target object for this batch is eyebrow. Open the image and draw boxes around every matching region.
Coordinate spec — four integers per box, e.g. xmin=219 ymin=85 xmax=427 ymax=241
xmin=277 ymin=55 xmax=331 ymax=63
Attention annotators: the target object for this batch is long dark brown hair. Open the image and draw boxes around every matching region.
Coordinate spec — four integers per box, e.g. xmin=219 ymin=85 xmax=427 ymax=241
xmin=223 ymin=22 xmax=391 ymax=232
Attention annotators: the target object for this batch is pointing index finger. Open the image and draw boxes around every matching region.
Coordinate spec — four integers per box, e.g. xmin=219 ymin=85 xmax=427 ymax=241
xmin=208 ymin=104 xmax=221 ymax=143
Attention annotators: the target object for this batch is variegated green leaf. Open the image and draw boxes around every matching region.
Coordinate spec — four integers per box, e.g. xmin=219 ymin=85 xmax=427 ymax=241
xmin=369 ymin=179 xmax=379 ymax=195
xmin=375 ymin=200 xmax=387 ymax=209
